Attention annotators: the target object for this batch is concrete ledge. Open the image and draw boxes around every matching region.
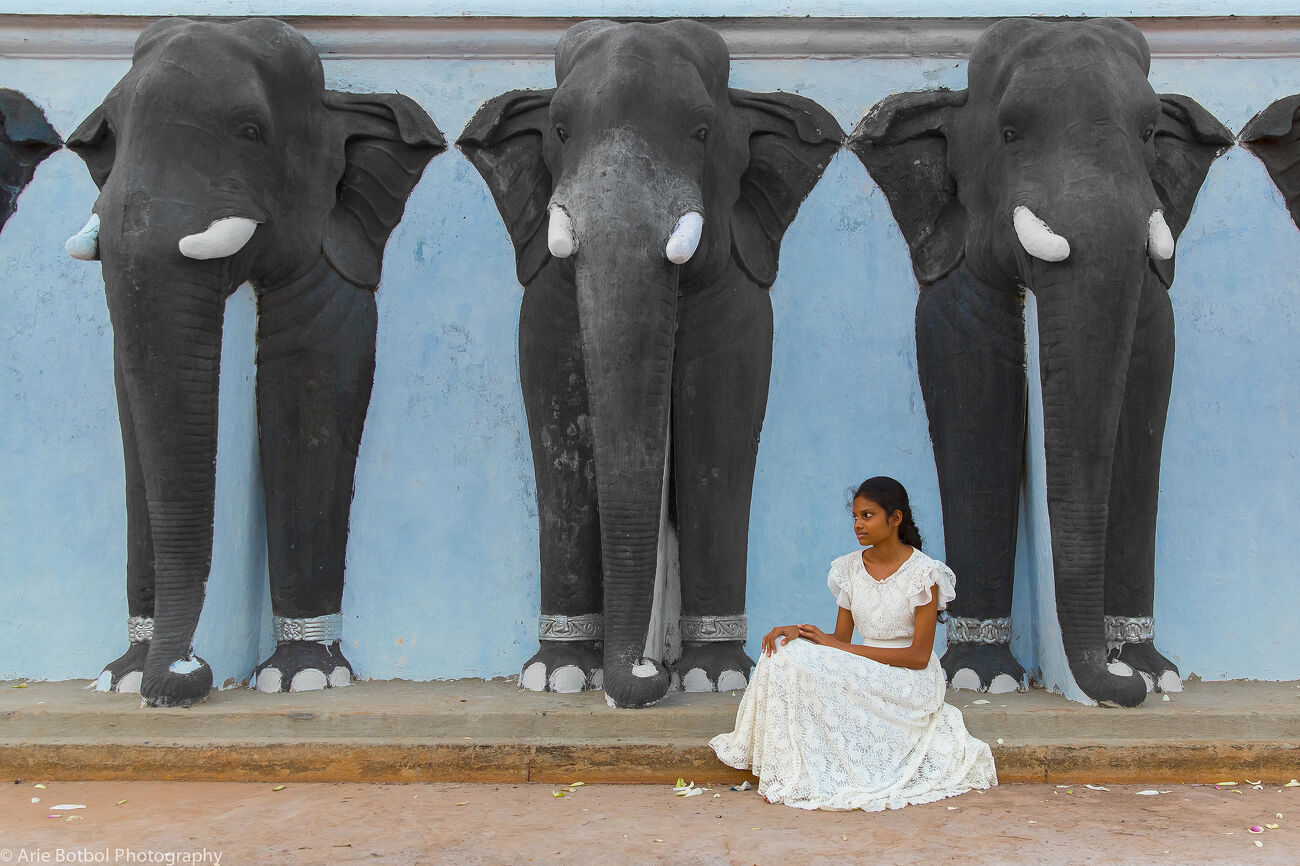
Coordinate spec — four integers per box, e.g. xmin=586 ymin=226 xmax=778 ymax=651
xmin=2 ymin=678 xmax=1298 ymax=784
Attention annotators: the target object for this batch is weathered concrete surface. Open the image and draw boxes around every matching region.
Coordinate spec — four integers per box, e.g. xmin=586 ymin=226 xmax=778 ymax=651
xmin=2 ymin=678 xmax=1297 ymax=784
xmin=2 ymin=781 xmax=1299 ymax=866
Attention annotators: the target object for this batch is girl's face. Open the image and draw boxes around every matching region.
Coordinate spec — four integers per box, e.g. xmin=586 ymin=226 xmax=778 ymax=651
xmin=852 ymin=496 xmax=900 ymax=547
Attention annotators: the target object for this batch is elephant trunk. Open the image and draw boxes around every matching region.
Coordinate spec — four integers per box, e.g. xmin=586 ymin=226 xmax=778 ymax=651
xmin=98 ymin=200 xmax=231 ymax=707
xmin=1021 ymin=194 xmax=1151 ymax=708
xmin=560 ymin=146 xmax=695 ymax=708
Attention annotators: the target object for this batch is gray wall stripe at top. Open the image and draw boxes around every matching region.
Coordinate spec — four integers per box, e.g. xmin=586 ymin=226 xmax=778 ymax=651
xmin=3 ymin=15 xmax=1300 ymax=60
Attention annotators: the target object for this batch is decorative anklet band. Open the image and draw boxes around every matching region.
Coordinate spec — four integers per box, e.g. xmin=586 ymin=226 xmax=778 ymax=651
xmin=127 ymin=616 xmax=154 ymax=644
xmin=680 ymin=614 xmax=748 ymax=642
xmin=946 ymin=616 xmax=1012 ymax=645
xmin=274 ymin=614 xmax=343 ymax=643
xmin=1105 ymin=615 xmax=1154 ymax=644
xmin=538 ymin=613 xmax=603 ymax=641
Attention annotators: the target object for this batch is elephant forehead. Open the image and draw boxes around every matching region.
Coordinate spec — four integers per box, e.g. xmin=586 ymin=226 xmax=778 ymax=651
xmin=557 ymin=21 xmax=728 ymax=95
xmin=968 ymin=19 xmax=1149 ymax=101
xmin=131 ymin=19 xmax=324 ymax=98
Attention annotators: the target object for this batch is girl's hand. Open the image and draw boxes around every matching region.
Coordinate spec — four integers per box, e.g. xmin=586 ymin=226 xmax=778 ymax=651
xmin=762 ymin=625 xmax=799 ymax=656
xmin=797 ymin=623 xmax=840 ymax=648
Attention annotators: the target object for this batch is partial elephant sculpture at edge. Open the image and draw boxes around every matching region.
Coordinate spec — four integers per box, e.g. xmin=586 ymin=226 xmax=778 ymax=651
xmin=65 ymin=17 xmax=446 ymax=707
xmin=1240 ymin=94 xmax=1300 ymax=230
xmin=848 ymin=18 xmax=1232 ymax=707
xmin=0 ymin=89 xmax=61 ymax=232
xmin=459 ymin=19 xmax=843 ymax=708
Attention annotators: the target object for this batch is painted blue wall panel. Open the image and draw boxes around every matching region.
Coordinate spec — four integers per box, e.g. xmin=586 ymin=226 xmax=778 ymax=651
xmin=0 ymin=34 xmax=1295 ymax=689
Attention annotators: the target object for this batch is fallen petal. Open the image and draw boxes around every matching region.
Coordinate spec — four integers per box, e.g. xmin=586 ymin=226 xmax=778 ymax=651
xmin=552 ymin=791 xmax=566 ymax=798
xmin=680 ymin=788 xmax=704 ymax=798
xmin=1250 ymin=826 xmax=1264 ymax=833
xmin=34 ymin=784 xmax=46 ymax=789
xmin=30 ymin=797 xmax=39 ymax=803
xmin=1028 ymin=821 xmax=1038 ymax=825
xmin=1266 ymin=823 xmax=1279 ymax=829
xmin=946 ymin=806 xmax=957 ymax=811
xmin=1285 ymin=780 xmax=1299 ymax=787
xmin=1255 ymin=841 xmax=1264 ymax=848
xmin=116 ymin=800 xmax=126 ymax=806
xmin=1137 ymin=790 xmax=1160 ymax=796
xmin=569 ymin=782 xmax=584 ymax=788
xmin=455 ymin=801 xmax=469 ymax=806
xmin=51 ymin=804 xmax=85 ymax=810
xmin=272 ymin=785 xmax=285 ymax=792
xmin=972 ymin=699 xmax=990 ymax=705
xmin=996 ymin=738 xmax=1005 ymax=745
xmin=1085 ymin=785 xmax=1110 ymax=791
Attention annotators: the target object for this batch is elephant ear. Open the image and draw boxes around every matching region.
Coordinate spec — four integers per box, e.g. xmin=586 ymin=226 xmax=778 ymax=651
xmin=67 ymin=102 xmax=115 ymax=189
xmin=847 ymin=88 xmax=967 ymax=286
xmin=1240 ymin=93 xmax=1300 ymax=230
xmin=322 ymin=90 xmax=447 ymax=291
xmin=457 ymin=89 xmax=555 ymax=286
xmin=728 ymin=90 xmax=844 ymax=289
xmin=1148 ymin=93 xmax=1234 ymax=288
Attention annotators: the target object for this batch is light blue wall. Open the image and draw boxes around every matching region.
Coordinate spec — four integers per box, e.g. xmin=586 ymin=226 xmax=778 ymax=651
xmin=0 ymin=19 xmax=1296 ymax=689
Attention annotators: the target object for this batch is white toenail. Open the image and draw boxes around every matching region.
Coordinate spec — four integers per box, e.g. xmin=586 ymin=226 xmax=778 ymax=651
xmin=988 ymin=674 xmax=1019 ymax=694
xmin=520 ymin=662 xmax=547 ymax=692
xmin=116 ymin=671 xmax=142 ymax=694
xmin=717 ymin=670 xmax=748 ymax=692
xmin=256 ymin=668 xmax=283 ymax=693
xmin=290 ymin=669 xmax=329 ymax=692
xmin=1138 ymin=671 xmax=1155 ymax=692
xmin=1107 ymin=661 xmax=1134 ymax=677
xmin=328 ymin=667 xmax=351 ymax=688
xmin=1157 ymin=671 xmax=1183 ymax=692
xmin=549 ymin=665 xmax=585 ymax=693
xmin=951 ymin=669 xmax=982 ymax=691
xmin=681 ymin=668 xmax=713 ymax=692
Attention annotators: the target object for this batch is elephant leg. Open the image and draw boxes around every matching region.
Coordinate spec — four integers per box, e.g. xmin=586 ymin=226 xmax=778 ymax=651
xmin=518 ymin=264 xmax=604 ymax=693
xmin=917 ymin=267 xmax=1027 ymax=694
xmin=95 ymin=353 xmax=156 ymax=695
xmin=251 ymin=262 xmax=374 ymax=693
xmin=1105 ymin=273 xmax=1179 ymax=693
xmin=669 ymin=277 xmax=768 ymax=692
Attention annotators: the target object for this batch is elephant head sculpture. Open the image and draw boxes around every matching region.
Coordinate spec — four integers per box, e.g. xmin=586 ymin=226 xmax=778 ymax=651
xmin=66 ymin=17 xmax=445 ymax=707
xmin=0 ymin=88 xmax=60 ymax=232
xmin=849 ymin=18 xmax=1232 ymax=707
xmin=459 ymin=19 xmax=841 ymax=708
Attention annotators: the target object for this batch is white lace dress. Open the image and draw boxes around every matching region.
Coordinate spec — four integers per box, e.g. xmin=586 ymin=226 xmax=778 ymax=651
xmin=710 ymin=548 xmax=997 ymax=811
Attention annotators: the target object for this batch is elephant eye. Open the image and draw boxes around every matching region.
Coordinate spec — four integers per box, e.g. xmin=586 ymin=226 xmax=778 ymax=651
xmin=693 ymin=126 xmax=709 ymax=143
xmin=1142 ymin=125 xmax=1155 ymax=143
xmin=1002 ymin=127 xmax=1019 ymax=145
xmin=238 ymin=123 xmax=261 ymax=142
xmin=555 ymin=124 xmax=569 ymax=143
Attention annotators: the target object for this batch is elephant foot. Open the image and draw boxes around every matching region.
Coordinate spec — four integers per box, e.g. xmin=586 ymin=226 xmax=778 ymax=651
xmin=251 ymin=641 xmax=354 ymax=693
xmin=93 ymin=643 xmax=149 ymax=694
xmin=1111 ymin=640 xmax=1181 ymax=693
xmin=671 ymin=641 xmax=754 ymax=693
xmin=519 ymin=641 xmax=603 ymax=693
xmin=141 ymin=653 xmax=213 ymax=708
xmin=942 ymin=643 xmax=1027 ymax=694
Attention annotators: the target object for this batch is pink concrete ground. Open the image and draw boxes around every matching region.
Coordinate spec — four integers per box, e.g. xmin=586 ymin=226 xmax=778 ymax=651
xmin=1 ymin=780 xmax=1296 ymax=864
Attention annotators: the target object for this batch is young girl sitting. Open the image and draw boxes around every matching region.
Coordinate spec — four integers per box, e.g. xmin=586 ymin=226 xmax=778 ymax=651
xmin=710 ymin=476 xmax=997 ymax=811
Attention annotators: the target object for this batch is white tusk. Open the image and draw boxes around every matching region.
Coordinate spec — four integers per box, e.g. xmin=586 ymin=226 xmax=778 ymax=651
xmin=1012 ymin=205 xmax=1070 ymax=262
xmin=665 ymin=211 xmax=703 ymax=265
xmin=178 ymin=217 xmax=259 ymax=260
xmin=547 ymin=204 xmax=577 ymax=259
xmin=65 ymin=213 xmax=100 ymax=261
xmin=1147 ymin=210 xmax=1174 ymax=261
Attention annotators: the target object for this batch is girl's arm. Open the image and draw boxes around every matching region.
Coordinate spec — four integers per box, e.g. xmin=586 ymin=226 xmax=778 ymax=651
xmin=797 ymin=591 xmax=940 ymax=670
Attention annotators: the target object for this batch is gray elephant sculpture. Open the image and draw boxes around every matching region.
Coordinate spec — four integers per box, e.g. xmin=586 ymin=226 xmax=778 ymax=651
xmin=848 ymin=18 xmax=1232 ymax=707
xmin=65 ymin=17 xmax=445 ymax=707
xmin=459 ymin=19 xmax=842 ymax=708
xmin=0 ymin=89 xmax=61 ymax=232
xmin=1240 ymin=94 xmax=1300 ymax=229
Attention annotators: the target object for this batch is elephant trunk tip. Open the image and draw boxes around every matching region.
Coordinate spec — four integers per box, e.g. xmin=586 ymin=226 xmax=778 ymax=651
xmin=603 ymin=657 xmax=672 ymax=708
xmin=65 ymin=212 xmax=100 ymax=261
xmin=665 ymin=211 xmax=703 ymax=264
xmin=1012 ymin=205 xmax=1070 ymax=262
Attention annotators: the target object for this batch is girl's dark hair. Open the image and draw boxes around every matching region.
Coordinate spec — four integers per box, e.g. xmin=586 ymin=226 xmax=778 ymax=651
xmin=850 ymin=476 xmax=923 ymax=551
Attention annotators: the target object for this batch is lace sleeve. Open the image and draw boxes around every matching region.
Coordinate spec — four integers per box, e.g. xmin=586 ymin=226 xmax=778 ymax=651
xmin=827 ymin=558 xmax=852 ymax=609
xmin=904 ymin=561 xmax=957 ymax=611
